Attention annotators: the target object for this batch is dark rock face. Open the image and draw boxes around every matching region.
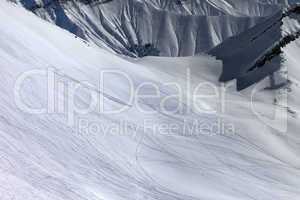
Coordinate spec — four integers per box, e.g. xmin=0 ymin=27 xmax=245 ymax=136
xmin=210 ymin=5 xmax=300 ymax=91
xmin=129 ymin=43 xmax=160 ymax=57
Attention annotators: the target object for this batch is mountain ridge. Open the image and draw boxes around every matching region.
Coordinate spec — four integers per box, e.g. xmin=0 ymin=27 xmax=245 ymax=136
xmin=16 ymin=0 xmax=285 ymax=57
xmin=209 ymin=4 xmax=300 ymax=90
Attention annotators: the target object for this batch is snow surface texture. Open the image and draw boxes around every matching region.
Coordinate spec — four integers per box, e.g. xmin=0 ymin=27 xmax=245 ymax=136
xmin=16 ymin=0 xmax=287 ymax=57
xmin=1 ymin=1 xmax=300 ymax=200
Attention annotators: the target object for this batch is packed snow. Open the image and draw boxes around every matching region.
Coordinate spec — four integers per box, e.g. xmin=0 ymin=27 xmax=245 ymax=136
xmin=1 ymin=1 xmax=300 ymax=200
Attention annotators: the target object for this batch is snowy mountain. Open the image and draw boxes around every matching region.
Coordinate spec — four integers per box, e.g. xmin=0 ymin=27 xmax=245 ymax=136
xmin=1 ymin=1 xmax=300 ymax=200
xmin=210 ymin=4 xmax=300 ymax=90
xmin=15 ymin=0 xmax=287 ymax=57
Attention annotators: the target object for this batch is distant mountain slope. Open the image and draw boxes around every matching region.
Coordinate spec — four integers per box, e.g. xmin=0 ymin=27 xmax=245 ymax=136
xmin=209 ymin=4 xmax=300 ymax=90
xmin=137 ymin=0 xmax=286 ymax=16
xmin=15 ymin=0 xmax=285 ymax=57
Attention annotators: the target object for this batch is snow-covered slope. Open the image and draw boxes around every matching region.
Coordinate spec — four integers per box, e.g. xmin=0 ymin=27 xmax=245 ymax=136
xmin=15 ymin=0 xmax=286 ymax=57
xmin=209 ymin=4 xmax=300 ymax=90
xmin=1 ymin=1 xmax=300 ymax=200
xmin=135 ymin=0 xmax=287 ymax=16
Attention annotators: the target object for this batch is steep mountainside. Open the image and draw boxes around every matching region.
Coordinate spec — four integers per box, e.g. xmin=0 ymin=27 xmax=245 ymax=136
xmin=209 ymin=4 xmax=300 ymax=90
xmin=16 ymin=0 xmax=286 ymax=57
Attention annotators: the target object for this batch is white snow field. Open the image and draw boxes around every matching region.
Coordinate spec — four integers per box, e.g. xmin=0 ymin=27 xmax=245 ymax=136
xmin=1 ymin=1 xmax=300 ymax=200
